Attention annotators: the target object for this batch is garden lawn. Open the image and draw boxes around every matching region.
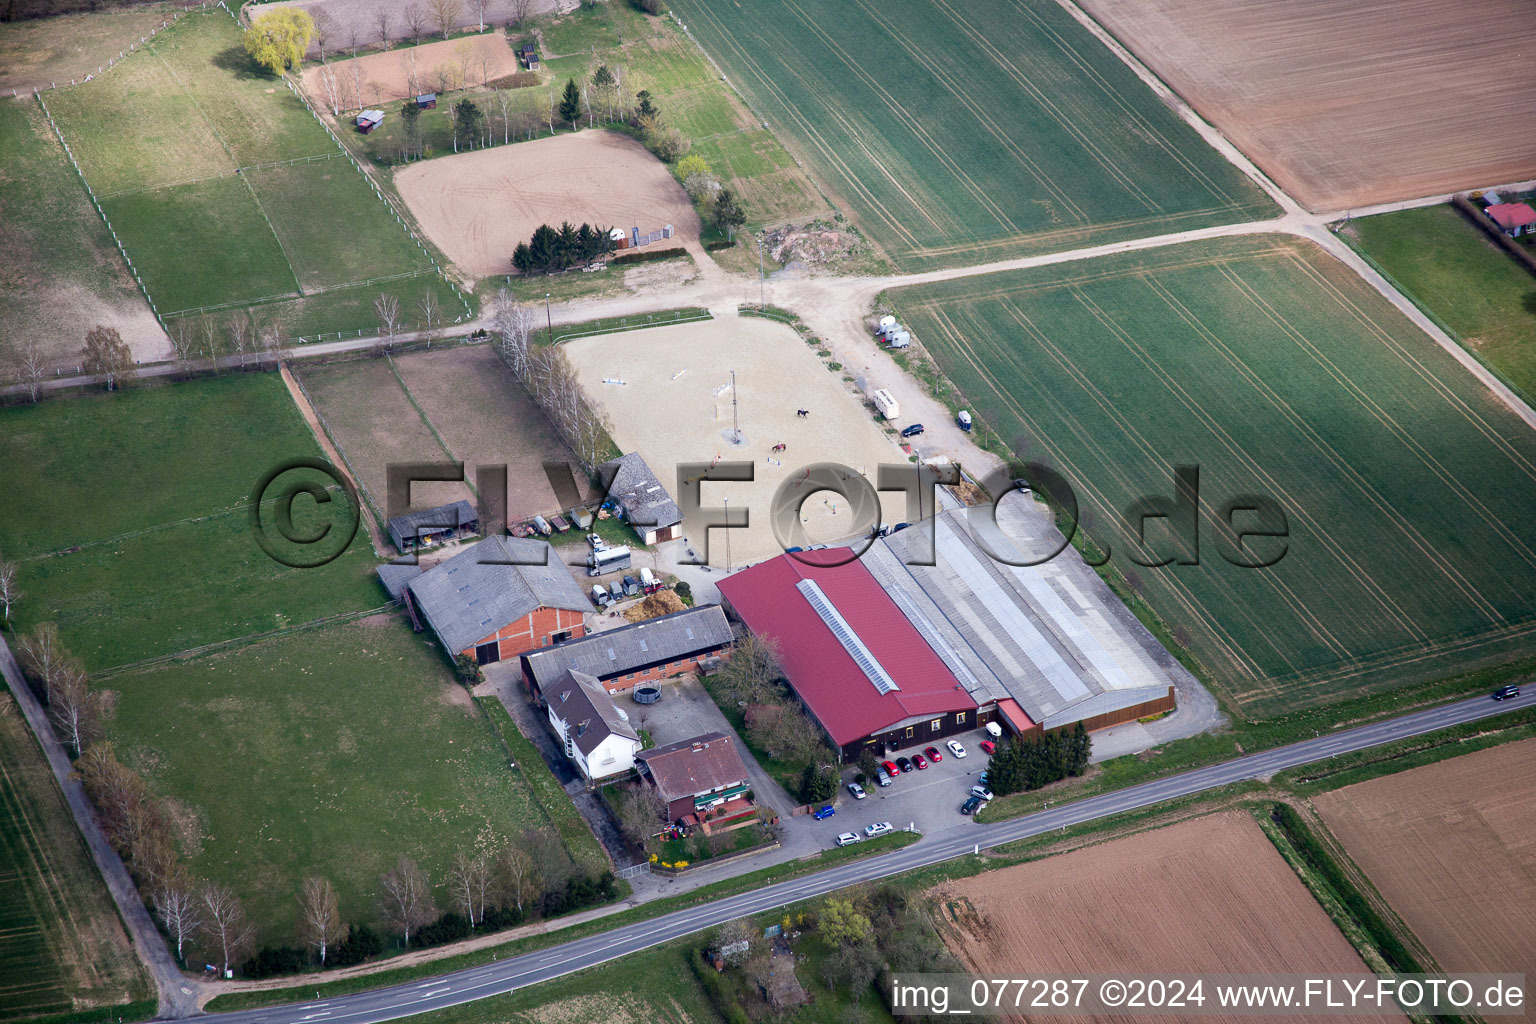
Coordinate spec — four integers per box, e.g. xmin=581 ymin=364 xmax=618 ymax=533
xmin=105 ymin=615 xmax=556 ymax=949
xmin=889 ymin=234 xmax=1536 ymax=714
xmin=1346 ymin=205 xmax=1536 ymax=401
xmin=669 ymin=0 xmax=1274 ymax=269
xmin=0 ymin=374 xmax=381 ymax=671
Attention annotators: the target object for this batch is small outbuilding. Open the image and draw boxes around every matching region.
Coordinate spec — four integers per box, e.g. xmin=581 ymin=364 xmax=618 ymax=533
xmin=1486 ymin=202 xmax=1536 ymax=237
xmin=387 ymin=498 xmax=478 ymax=553
xmin=597 ymin=452 xmax=683 ymax=544
xmin=356 ymin=109 xmax=385 ymax=133
xmin=518 ymin=42 xmax=540 ymax=70
xmin=416 ymin=93 xmax=437 ymax=109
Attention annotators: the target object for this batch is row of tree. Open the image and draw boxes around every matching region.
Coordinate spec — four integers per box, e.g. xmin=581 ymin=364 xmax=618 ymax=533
xmin=986 ymin=722 xmax=1091 ymax=796
xmin=512 ymin=221 xmax=616 ymax=275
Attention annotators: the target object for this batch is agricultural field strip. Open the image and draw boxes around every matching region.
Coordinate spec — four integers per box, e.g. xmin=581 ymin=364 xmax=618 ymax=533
xmin=904 ymin=243 xmax=1536 ymax=692
xmin=0 ymin=759 xmax=75 ymax=1012
xmin=93 ymin=150 xmax=345 ymax=200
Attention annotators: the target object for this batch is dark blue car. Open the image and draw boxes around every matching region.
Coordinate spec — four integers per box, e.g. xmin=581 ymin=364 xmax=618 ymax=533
xmin=813 ymin=805 xmax=836 ymax=820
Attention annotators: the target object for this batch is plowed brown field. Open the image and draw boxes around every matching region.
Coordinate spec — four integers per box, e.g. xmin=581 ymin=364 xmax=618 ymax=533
xmin=299 ymin=34 xmax=518 ymax=109
xmin=1314 ymin=739 xmax=1536 ymax=976
xmin=932 ymin=813 xmax=1393 ymax=1023
xmin=1076 ymin=0 xmax=1536 ymax=211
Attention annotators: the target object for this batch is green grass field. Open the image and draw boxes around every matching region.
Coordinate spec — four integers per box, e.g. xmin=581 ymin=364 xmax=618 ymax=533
xmin=668 ymin=0 xmax=1275 ymax=270
xmin=105 ymin=615 xmax=576 ymax=949
xmin=889 ymin=235 xmax=1536 ymax=714
xmin=0 ymin=694 xmax=154 ymax=1022
xmin=0 ymin=374 xmax=380 ymax=671
xmin=1344 ymin=205 xmax=1536 ymax=401
xmin=44 ymin=9 xmax=438 ymax=321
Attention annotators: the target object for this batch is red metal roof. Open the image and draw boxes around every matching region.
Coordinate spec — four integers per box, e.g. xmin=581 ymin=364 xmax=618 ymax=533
xmin=1487 ymin=202 xmax=1536 ymax=229
xmin=717 ymin=550 xmax=975 ymax=746
xmin=997 ymin=698 xmax=1035 ymax=733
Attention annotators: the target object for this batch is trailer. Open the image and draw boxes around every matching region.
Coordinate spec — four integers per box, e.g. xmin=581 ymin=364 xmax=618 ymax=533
xmin=608 ymin=580 xmax=624 ymax=602
xmin=884 ymin=329 xmax=911 ymax=349
xmin=549 ymin=514 xmax=572 ymax=532
xmin=639 ymin=567 xmax=661 ymax=593
xmin=622 ymin=574 xmax=640 ymax=596
xmin=872 ymin=388 xmax=900 ymax=420
xmin=587 ymin=544 xmax=632 ymax=576
xmin=957 ymin=410 xmax=972 ymax=432
xmin=875 ymin=315 xmax=896 ymax=336
xmin=590 ymin=584 xmax=611 ymax=608
xmin=569 ymin=506 xmax=594 ymax=530
xmin=531 ymin=515 xmax=553 ymax=536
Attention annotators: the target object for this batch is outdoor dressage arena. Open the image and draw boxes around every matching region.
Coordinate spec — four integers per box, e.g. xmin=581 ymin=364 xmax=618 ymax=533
xmin=565 ymin=317 xmax=910 ymax=565
xmin=299 ymin=35 xmax=520 ymax=109
xmin=394 ymin=131 xmax=700 ymax=279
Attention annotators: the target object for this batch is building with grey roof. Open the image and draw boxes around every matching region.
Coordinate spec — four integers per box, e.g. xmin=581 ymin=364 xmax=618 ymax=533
xmin=393 ymin=535 xmax=590 ymax=665
xmin=387 ymin=499 xmax=479 ymax=553
xmin=860 ymin=503 xmax=1185 ymax=735
xmin=546 ymin=669 xmax=641 ymax=781
xmin=599 ymin=452 xmax=682 ymax=544
xmin=521 ymin=605 xmax=734 ymax=696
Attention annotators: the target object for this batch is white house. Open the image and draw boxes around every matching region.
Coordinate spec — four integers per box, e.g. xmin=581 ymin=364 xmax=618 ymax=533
xmin=546 ymin=669 xmax=641 ymax=781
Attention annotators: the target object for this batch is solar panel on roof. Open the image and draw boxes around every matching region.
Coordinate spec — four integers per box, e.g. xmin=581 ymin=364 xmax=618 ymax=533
xmin=794 ymin=579 xmax=899 ymax=695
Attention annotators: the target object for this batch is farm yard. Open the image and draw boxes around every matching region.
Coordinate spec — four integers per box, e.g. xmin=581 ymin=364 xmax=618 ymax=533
xmin=668 ymin=0 xmax=1274 ymax=271
xmin=40 ymin=8 xmax=461 ymax=336
xmin=395 ymin=131 xmax=700 ymax=280
xmin=888 ymin=234 xmax=1536 ymax=715
xmin=0 ymin=695 xmax=153 ymax=1021
xmin=0 ymin=374 xmax=380 ymax=672
xmin=933 ymin=812 xmax=1392 ymax=1023
xmin=103 ymin=613 xmax=601 ymax=950
xmin=1078 ymin=0 xmax=1536 ymax=211
xmin=564 ymin=316 xmax=911 ymax=565
xmin=1313 ymin=738 xmax=1536 ymax=976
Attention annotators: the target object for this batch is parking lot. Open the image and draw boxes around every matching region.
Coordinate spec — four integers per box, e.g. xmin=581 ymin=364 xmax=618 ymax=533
xmin=815 ymin=729 xmax=998 ymax=846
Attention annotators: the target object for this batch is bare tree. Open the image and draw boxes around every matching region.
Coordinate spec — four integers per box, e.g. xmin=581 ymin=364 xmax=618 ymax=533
xmin=346 ymin=24 xmax=361 ymax=58
xmin=9 ymin=337 xmax=48 ymax=402
xmin=447 ymin=851 xmax=491 ymax=927
xmin=225 ymin=313 xmax=250 ymax=370
xmin=200 ymin=316 xmax=223 ymax=373
xmin=311 ymin=12 xmax=332 ymax=61
xmin=350 ymin=57 xmax=365 ymax=112
xmin=471 ymin=0 xmax=489 ymax=32
xmin=613 ymin=783 xmax=665 ymax=848
xmin=495 ymin=88 xmax=512 ymax=144
xmin=521 ymin=827 xmax=572 ymax=895
xmin=259 ymin=322 xmax=288 ymax=369
xmin=475 ymin=50 xmax=494 ymax=89
xmin=509 ymin=0 xmax=533 ymax=27
xmin=431 ymin=62 xmax=455 ymax=97
xmin=298 ymin=876 xmax=344 ymax=965
xmin=494 ymin=845 xmax=537 ymax=916
xmin=16 ymin=623 xmax=62 ymax=703
xmin=75 ymin=743 xmax=147 ymax=850
xmin=428 ymin=0 xmax=460 ymax=40
xmin=168 ymin=321 xmax=196 ymax=378
xmin=379 ymin=857 xmax=435 ymax=947
xmin=0 ymin=558 xmax=21 ymax=625
xmin=200 ymin=882 xmax=255 ymax=977
xmin=49 ymin=659 xmax=97 ymax=758
xmin=492 ymin=289 xmax=534 ymax=379
xmin=374 ymin=293 xmax=401 ymax=350
xmin=405 ymin=48 xmax=420 ymax=100
xmin=82 ymin=324 xmax=134 ymax=391
xmin=316 ymin=59 xmax=343 ymax=116
xmin=153 ymin=872 xmax=203 ymax=965
xmin=418 ymin=291 xmax=442 ymax=347
xmin=374 ymin=8 xmax=391 ymax=50
xmin=403 ymin=3 xmax=426 ymax=44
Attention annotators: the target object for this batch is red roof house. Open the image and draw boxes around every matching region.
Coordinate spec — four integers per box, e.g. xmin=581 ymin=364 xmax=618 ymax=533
xmin=716 ymin=550 xmax=977 ymax=760
xmin=1486 ymin=202 xmax=1536 ymax=236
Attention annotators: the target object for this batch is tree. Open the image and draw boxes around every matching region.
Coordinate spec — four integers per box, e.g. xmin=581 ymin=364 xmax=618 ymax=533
xmin=797 ymin=761 xmax=835 ymax=804
xmin=470 ymin=0 xmax=489 ymax=32
xmin=558 ymin=78 xmax=582 ymax=125
xmin=153 ymin=872 xmax=203 ymax=965
xmin=447 ymin=851 xmax=490 ymax=926
xmin=714 ymin=634 xmax=782 ymax=706
xmin=428 ymin=0 xmax=460 ymax=39
xmin=199 ymin=316 xmax=223 ymax=371
xmin=374 ymin=293 xmax=401 ymax=347
xmin=0 ymin=558 xmax=21 ymax=625
xmin=711 ymin=917 xmax=757 ymax=966
xmin=636 ymin=89 xmax=657 ymax=120
xmin=856 ymin=748 xmax=881 ymax=786
xmin=714 ymin=186 xmax=746 ymax=241
xmin=613 ymin=783 xmax=665 ymax=847
xmin=452 ymin=98 xmax=485 ymax=152
xmin=418 ymin=290 xmax=442 ymax=346
xmin=243 ymin=8 xmax=315 ymax=76
xmin=822 ymin=936 xmax=880 ymax=994
xmin=817 ymin=898 xmax=872 ymax=946
xmin=16 ymin=623 xmax=62 ymax=704
xmin=8 ymin=337 xmax=47 ymax=403
xmin=403 ymin=2 xmax=426 ymax=44
xmin=379 ymin=857 xmax=435 ymax=946
xmin=492 ymin=289 xmax=535 ymax=379
xmin=675 ymin=153 xmax=710 ymax=179
xmin=494 ymin=845 xmax=537 ymax=916
xmin=226 ymin=312 xmax=251 ymax=370
xmin=374 ymin=7 xmax=391 ymax=49
xmin=509 ymin=0 xmax=533 ymax=25
xmin=635 ymin=0 xmax=662 ymax=15
xmin=638 ymin=113 xmax=688 ymax=161
xmin=298 ymin=876 xmax=343 ymax=965
xmin=590 ymin=64 xmax=616 ymax=121
xmin=200 ymin=882 xmax=255 ymax=977
xmin=81 ymin=325 xmax=133 ymax=391
xmin=49 ymin=659 xmax=97 ymax=758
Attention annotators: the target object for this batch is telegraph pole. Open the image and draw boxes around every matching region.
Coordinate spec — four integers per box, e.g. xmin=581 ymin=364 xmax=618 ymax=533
xmin=545 ymin=292 xmax=552 ymax=344
xmin=730 ymin=369 xmax=740 ymax=443
xmin=723 ymin=496 xmax=733 ymax=573
xmin=757 ymin=236 xmax=765 ymax=311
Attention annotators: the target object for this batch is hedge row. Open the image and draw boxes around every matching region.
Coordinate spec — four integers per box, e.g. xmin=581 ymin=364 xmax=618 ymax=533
xmin=1452 ymin=195 xmax=1536 ymax=277
xmin=609 ymin=246 xmax=687 ymax=266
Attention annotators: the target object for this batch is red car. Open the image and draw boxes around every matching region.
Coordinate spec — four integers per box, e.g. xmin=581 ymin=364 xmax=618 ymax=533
xmin=881 ymin=760 xmax=901 ymax=777
xmin=924 ymin=745 xmax=943 ymax=762
xmin=912 ymin=753 xmax=928 ymax=770
xmin=980 ymin=740 xmax=996 ymax=755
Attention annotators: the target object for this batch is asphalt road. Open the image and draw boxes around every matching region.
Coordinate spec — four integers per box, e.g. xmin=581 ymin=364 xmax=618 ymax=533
xmin=193 ymin=688 xmax=1533 ymax=1024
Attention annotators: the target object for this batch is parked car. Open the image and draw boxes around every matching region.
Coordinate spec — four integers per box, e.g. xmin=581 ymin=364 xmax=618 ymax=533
xmin=971 ymin=785 xmax=993 ymax=801
xmin=979 ymin=771 xmax=989 ymax=786
xmin=881 ymin=760 xmax=901 ymax=777
xmin=924 ymin=745 xmax=943 ymax=763
xmin=587 ymin=533 xmax=606 ymax=550
xmin=835 ymin=832 xmax=861 ymax=847
xmin=947 ymin=740 xmax=967 ymax=758
xmin=961 ymin=795 xmax=983 ymax=815
xmin=847 ymin=781 xmax=867 ymax=800
xmin=875 ymin=766 xmax=892 ymax=787
xmin=864 ymin=821 xmax=894 ymax=838
xmin=979 ymin=740 xmax=996 ymax=755
xmin=900 ymin=423 xmax=925 ymax=438
xmin=813 ymin=805 xmax=836 ymax=820
xmin=912 ymin=753 xmax=928 ymax=770
xmin=1493 ymin=684 xmax=1521 ymax=700
xmin=896 ymin=756 xmax=915 ymax=773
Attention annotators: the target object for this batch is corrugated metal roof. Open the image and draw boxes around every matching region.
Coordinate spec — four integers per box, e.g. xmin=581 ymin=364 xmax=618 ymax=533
xmin=406 ymin=535 xmax=588 ymax=653
xmin=523 ymin=605 xmax=732 ymax=689
xmin=387 ymin=499 xmax=478 ymax=547
xmin=598 ymin=453 xmax=682 ymax=531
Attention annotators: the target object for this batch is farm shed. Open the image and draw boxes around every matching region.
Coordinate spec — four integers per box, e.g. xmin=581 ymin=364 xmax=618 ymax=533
xmin=597 ymin=452 xmax=684 ymax=544
xmin=394 ymin=534 xmax=589 ymax=665
xmin=520 ymin=605 xmax=733 ymax=697
xmin=518 ymin=42 xmax=540 ymax=70
xmin=356 ymin=109 xmax=385 ymax=133
xmin=716 ymin=550 xmax=978 ymax=762
xmin=546 ymin=669 xmax=641 ymax=781
xmin=1486 ymin=202 xmax=1536 ymax=237
xmin=636 ymin=732 xmax=752 ymax=824
xmin=387 ymin=498 xmax=479 ymax=553
xmin=416 ymin=93 xmax=437 ymax=109
xmin=859 ymin=505 xmax=1180 ymax=737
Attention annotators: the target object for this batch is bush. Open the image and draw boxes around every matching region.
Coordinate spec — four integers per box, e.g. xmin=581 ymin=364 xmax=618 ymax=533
xmin=704 ymin=238 xmax=735 ymax=252
xmin=632 ymin=0 xmax=663 ymax=14
xmin=241 ymin=945 xmax=307 ymax=979
xmin=797 ymin=761 xmax=836 ymax=804
xmin=609 ymin=246 xmax=687 ymax=267
xmin=328 ymin=924 xmax=384 ymax=967
xmin=674 ymin=580 xmax=693 ymax=605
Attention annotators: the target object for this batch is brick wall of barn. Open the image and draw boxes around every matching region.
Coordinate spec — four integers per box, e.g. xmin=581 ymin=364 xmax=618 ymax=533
xmin=462 ymin=607 xmax=588 ymax=662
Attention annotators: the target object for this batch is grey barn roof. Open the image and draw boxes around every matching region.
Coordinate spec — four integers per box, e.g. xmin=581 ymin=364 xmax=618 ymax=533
xmin=599 ymin=452 xmax=682 ymax=530
xmin=860 ymin=504 xmax=1186 ymax=726
xmin=523 ymin=605 xmax=732 ymax=691
xmin=377 ymin=561 xmax=423 ymax=600
xmin=406 ymin=535 xmax=588 ymax=654
xmin=548 ymin=669 xmax=639 ymax=757
xmin=387 ymin=500 xmax=478 ymax=546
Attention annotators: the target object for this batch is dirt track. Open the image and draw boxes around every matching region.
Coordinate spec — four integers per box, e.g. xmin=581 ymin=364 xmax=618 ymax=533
xmin=299 ymin=34 xmax=519 ymax=109
xmin=1314 ymin=739 xmax=1536 ymax=976
xmin=394 ymin=130 xmax=699 ymax=280
xmin=1076 ymin=0 xmax=1536 ymax=211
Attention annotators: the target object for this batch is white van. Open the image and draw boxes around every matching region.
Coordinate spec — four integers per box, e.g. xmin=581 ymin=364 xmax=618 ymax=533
xmin=872 ymin=388 xmax=900 ymax=420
